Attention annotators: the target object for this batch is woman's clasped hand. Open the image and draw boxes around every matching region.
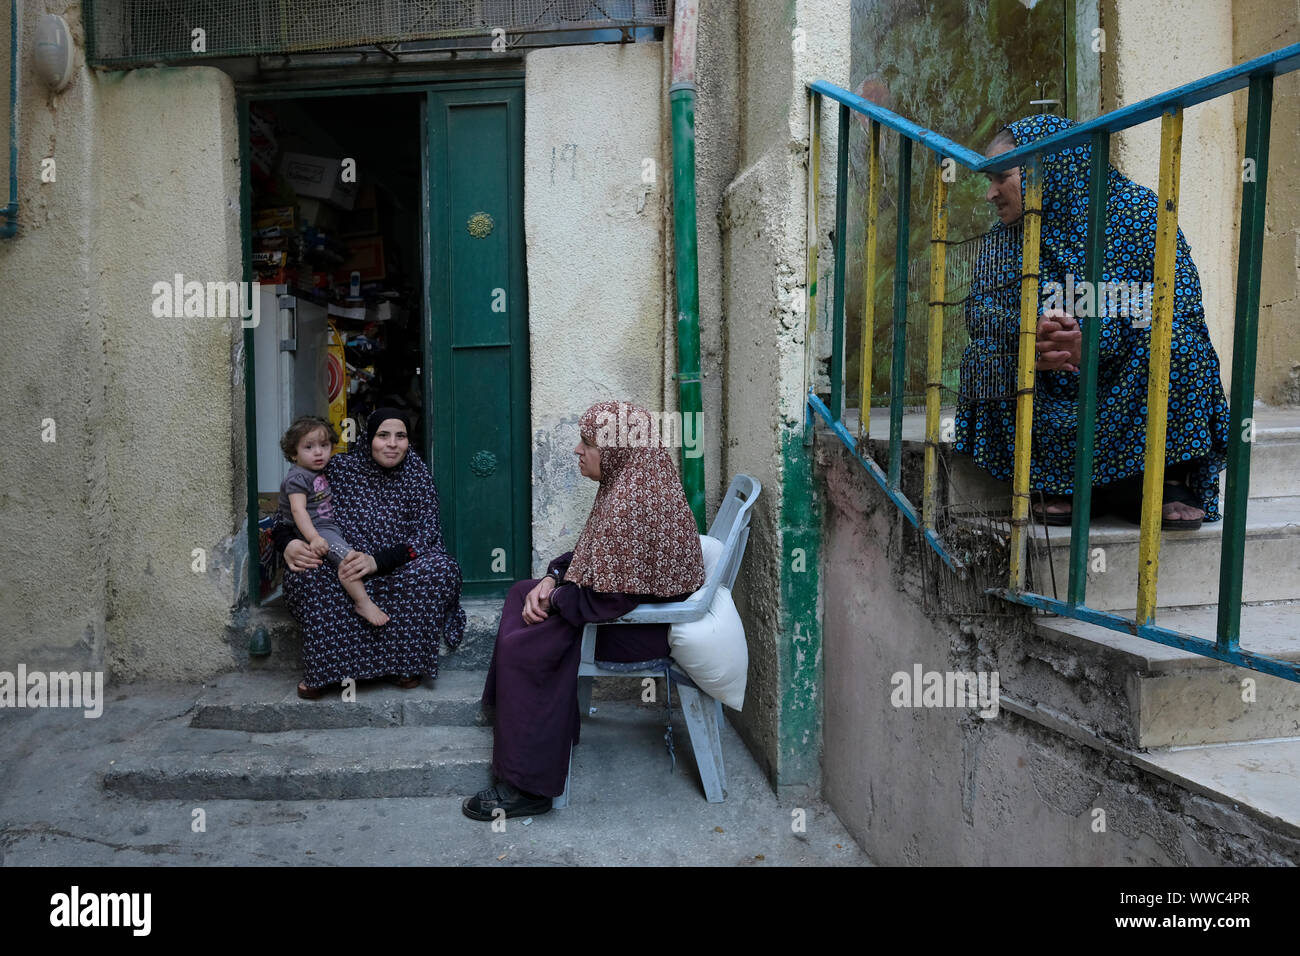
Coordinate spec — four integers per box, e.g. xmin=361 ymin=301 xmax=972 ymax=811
xmin=1035 ymin=309 xmax=1082 ymax=373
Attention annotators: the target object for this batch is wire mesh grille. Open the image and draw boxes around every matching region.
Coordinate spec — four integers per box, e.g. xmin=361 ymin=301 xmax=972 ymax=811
xmin=943 ymin=218 xmax=1024 ymax=410
xmin=904 ymin=217 xmax=1055 ymax=617
xmin=86 ymin=0 xmax=670 ymax=65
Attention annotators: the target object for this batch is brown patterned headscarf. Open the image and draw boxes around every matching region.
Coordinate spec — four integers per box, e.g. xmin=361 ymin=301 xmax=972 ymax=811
xmin=563 ymin=400 xmax=706 ymax=597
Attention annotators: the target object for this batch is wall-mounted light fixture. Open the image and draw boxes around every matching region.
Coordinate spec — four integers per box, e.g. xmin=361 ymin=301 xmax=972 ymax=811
xmin=33 ymin=14 xmax=73 ymax=92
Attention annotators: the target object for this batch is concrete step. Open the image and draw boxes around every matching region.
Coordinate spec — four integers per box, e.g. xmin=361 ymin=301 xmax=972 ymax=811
xmin=190 ymin=670 xmax=487 ymax=732
xmin=1244 ymin=406 xmax=1300 ymax=499
xmin=102 ymin=722 xmax=495 ymax=801
xmin=854 ymin=405 xmax=1300 ymax=505
xmin=1029 ymin=495 xmax=1300 ymax=611
xmin=236 ymin=595 xmax=502 ymax=672
xmin=1010 ymin=602 xmax=1300 ymax=749
xmin=1135 ymin=737 xmax=1300 ymax=840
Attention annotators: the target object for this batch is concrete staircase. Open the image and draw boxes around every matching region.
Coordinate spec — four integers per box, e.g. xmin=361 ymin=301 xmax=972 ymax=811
xmin=103 ymin=670 xmax=495 ymax=801
xmin=109 ymin=594 xmax=653 ymax=802
xmin=109 ymin=593 xmax=506 ymax=802
xmin=858 ymin=404 xmax=1300 ymax=838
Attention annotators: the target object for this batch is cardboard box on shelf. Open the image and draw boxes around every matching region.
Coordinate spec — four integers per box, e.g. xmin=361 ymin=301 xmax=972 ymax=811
xmin=254 ymin=206 xmax=296 ymax=231
xmin=280 ymin=152 xmax=358 ymax=211
xmin=336 ymin=235 xmax=385 ymax=281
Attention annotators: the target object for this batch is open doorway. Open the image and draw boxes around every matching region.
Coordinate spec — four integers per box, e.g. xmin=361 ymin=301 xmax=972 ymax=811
xmin=248 ymin=92 xmax=424 ymax=600
xmin=245 ymin=82 xmax=532 ymax=605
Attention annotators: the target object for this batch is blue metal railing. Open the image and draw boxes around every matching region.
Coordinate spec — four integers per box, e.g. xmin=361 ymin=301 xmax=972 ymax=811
xmin=804 ymin=42 xmax=1300 ymax=684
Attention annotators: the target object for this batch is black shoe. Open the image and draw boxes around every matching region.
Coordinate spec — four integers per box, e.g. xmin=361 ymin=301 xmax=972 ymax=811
xmin=461 ymin=782 xmax=552 ymax=821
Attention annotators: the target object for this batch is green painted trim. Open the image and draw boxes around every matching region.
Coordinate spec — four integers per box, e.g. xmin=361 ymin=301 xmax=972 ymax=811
xmin=506 ymin=82 xmax=532 ymax=593
xmin=425 ymin=83 xmax=529 ymax=599
xmin=238 ymin=97 xmax=261 ymax=606
xmin=420 ymin=96 xmax=434 ymax=466
xmin=670 ymin=86 xmax=706 ymax=531
xmin=777 ymin=428 xmax=822 ymax=788
xmin=1217 ymin=72 xmax=1273 ymax=650
xmin=1066 ymin=128 xmax=1109 ymax=605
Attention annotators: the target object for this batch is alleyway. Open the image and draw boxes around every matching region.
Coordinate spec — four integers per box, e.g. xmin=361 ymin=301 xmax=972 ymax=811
xmin=0 ymin=677 xmax=868 ymax=867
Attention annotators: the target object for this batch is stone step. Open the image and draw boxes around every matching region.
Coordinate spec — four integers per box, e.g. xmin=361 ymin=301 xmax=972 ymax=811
xmin=235 ymin=595 xmax=502 ymax=672
xmin=854 ymin=405 xmax=1300 ymax=506
xmin=1011 ymin=602 xmax=1300 ymax=749
xmin=1243 ymin=406 xmax=1300 ymax=498
xmin=1029 ymin=495 xmax=1300 ymax=611
xmin=102 ymin=722 xmax=495 ymax=801
xmin=190 ymin=670 xmax=487 ymax=732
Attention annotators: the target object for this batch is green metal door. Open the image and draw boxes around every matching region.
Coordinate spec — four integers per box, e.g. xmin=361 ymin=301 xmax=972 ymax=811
xmin=424 ymin=84 xmax=529 ymax=596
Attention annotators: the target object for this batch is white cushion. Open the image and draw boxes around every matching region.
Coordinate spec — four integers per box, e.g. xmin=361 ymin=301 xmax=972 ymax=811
xmin=669 ymin=584 xmax=747 ymax=712
xmin=698 ymin=534 xmax=724 ymax=583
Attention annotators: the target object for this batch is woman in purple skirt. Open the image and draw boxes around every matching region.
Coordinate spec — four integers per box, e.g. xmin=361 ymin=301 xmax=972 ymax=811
xmin=462 ymin=400 xmax=705 ymax=821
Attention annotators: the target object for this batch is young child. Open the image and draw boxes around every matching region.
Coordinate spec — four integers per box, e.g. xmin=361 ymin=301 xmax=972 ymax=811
xmin=277 ymin=416 xmax=389 ymax=627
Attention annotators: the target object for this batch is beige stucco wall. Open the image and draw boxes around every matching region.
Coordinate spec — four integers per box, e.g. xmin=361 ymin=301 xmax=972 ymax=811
xmin=524 ymin=42 xmax=668 ymax=571
xmin=93 ymin=66 xmax=245 ymax=680
xmin=1109 ymin=0 xmax=1241 ymax=388
xmin=0 ymin=3 xmax=106 ymax=673
xmin=1234 ymin=0 xmax=1300 ymax=405
xmin=0 ymin=7 xmax=245 ymax=680
xmin=720 ymin=0 xmax=849 ymax=785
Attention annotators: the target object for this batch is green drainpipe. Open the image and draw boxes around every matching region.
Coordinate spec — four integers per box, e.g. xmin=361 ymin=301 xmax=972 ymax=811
xmin=1 ymin=0 xmax=19 ymax=239
xmin=671 ymin=0 xmax=705 ymax=530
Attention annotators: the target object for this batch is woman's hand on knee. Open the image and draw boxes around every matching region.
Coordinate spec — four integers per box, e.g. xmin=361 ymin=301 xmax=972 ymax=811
xmin=339 ymin=551 xmax=377 ymax=583
xmin=521 ymin=577 xmax=556 ymax=626
xmin=285 ymin=539 xmax=324 ymax=573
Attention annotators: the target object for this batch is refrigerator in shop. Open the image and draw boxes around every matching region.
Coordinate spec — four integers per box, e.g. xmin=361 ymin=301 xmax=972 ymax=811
xmin=253 ymin=285 xmax=333 ymax=495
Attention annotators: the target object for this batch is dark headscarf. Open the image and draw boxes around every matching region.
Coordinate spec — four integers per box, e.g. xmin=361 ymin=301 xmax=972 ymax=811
xmin=366 ymin=408 xmax=413 ymax=449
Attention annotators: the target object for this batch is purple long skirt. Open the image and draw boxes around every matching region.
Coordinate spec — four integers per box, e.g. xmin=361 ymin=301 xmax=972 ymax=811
xmin=482 ymin=579 xmax=670 ymax=797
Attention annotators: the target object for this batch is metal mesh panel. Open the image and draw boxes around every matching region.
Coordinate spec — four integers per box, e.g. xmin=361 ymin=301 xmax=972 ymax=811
xmin=86 ymin=0 xmax=670 ymax=65
xmin=943 ymin=218 xmax=1025 ymax=410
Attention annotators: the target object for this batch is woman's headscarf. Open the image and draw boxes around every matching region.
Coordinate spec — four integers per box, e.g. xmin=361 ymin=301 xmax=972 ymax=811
xmin=366 ymin=407 xmax=413 ymax=450
xmin=972 ymin=113 xmax=1206 ymax=332
xmin=563 ymin=400 xmax=706 ymax=597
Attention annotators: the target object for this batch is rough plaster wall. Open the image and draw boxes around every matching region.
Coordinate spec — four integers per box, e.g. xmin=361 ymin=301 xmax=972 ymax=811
xmin=93 ymin=67 xmax=245 ymax=680
xmin=818 ymin=440 xmax=1300 ymax=864
xmin=1111 ymin=0 xmax=1239 ymax=381
xmin=719 ymin=0 xmax=848 ymax=783
xmin=1234 ymin=0 xmax=1300 ymax=405
xmin=0 ymin=3 xmax=106 ymax=672
xmin=525 ymin=43 xmax=666 ymax=572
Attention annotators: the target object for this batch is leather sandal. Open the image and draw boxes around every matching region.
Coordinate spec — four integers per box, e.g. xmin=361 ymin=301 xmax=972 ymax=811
xmin=462 ymin=783 xmax=552 ymax=821
xmin=1160 ymin=480 xmax=1204 ymax=530
xmin=1113 ymin=479 xmax=1204 ymax=531
xmin=1031 ymin=494 xmax=1073 ymax=526
xmin=297 ymin=681 xmax=324 ymax=700
xmin=389 ymin=674 xmax=421 ymax=689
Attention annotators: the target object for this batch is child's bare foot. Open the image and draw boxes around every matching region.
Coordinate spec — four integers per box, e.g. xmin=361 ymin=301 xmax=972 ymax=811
xmin=356 ymin=601 xmax=389 ymax=627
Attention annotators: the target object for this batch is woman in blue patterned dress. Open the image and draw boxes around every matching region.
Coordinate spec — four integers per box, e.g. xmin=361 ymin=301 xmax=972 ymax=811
xmin=955 ymin=113 xmax=1231 ymax=529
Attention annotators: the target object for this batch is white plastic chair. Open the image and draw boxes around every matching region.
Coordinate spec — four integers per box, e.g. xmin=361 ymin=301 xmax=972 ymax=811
xmin=554 ymin=474 xmax=761 ymax=808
